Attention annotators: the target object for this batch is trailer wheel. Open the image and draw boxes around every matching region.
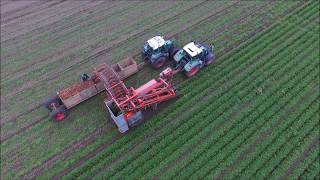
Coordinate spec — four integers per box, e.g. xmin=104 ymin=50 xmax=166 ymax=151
xmin=152 ymin=57 xmax=166 ymax=69
xmin=50 ymin=107 xmax=67 ymax=122
xmin=43 ymin=95 xmax=62 ymax=110
xmin=169 ymin=48 xmax=179 ymax=59
xmin=185 ymin=65 xmax=200 ymax=77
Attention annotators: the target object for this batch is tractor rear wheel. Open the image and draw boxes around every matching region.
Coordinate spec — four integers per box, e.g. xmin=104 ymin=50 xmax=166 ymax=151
xmin=185 ymin=65 xmax=200 ymax=77
xmin=43 ymin=95 xmax=62 ymax=110
xmin=152 ymin=57 xmax=166 ymax=69
xmin=50 ymin=107 xmax=67 ymax=122
xmin=169 ymin=48 xmax=179 ymax=59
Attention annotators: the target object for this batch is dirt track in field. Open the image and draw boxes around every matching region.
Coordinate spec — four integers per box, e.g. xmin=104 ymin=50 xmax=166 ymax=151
xmin=0 ymin=1 xmax=210 ymax=125
xmin=1 ymin=1 xmax=209 ymax=101
xmin=0 ymin=0 xmax=223 ymax=136
xmin=20 ymin=2 xmax=242 ymax=178
xmin=2 ymin=1 xmax=313 ymax=179
xmin=3 ymin=2 xmax=284 ymax=177
xmin=51 ymin=2 xmax=298 ymax=178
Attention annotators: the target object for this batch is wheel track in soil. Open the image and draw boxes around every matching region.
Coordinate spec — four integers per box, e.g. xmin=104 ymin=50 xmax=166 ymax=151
xmin=1 ymin=0 xmax=117 ymax=58
xmin=129 ymin=13 xmax=318 ymax=178
xmin=154 ymin=5 xmax=300 ymax=174
xmin=1 ymin=0 xmax=103 ymax=47
xmin=1 ymin=0 xmax=237 ymax=134
xmin=0 ymin=1 xmax=49 ymax=21
xmin=172 ymin=49 xmax=319 ymax=180
xmin=15 ymin=1 xmax=243 ymax=178
xmin=21 ymin=2 xmax=272 ymax=179
xmin=91 ymin=3 xmax=272 ymax=178
xmin=3 ymin=0 xmax=267 ymax=148
xmin=2 ymin=0 xmax=236 ymax=103
xmin=1 ymin=0 xmax=69 ymax=26
xmin=1 ymin=0 xmax=140 ymax=75
xmin=215 ymin=85 xmax=320 ymax=179
xmin=1 ymin=0 xmax=136 ymax=63
xmin=5 ymin=1 xmax=296 ymax=179
xmin=0 ymin=0 xmax=211 ymax=124
xmin=2 ymin=0 xmax=208 ymax=81
xmin=51 ymin=3 xmax=302 ymax=179
xmin=280 ymin=137 xmax=320 ymax=179
xmin=6 ymin=3 xmax=296 ymax=179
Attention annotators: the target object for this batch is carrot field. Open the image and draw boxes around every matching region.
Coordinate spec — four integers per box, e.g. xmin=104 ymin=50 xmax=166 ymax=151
xmin=1 ymin=1 xmax=319 ymax=179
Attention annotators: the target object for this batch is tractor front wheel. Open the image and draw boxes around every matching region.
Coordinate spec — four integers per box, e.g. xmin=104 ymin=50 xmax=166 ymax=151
xmin=169 ymin=48 xmax=179 ymax=59
xmin=152 ymin=57 xmax=166 ymax=69
xmin=43 ymin=95 xmax=62 ymax=110
xmin=185 ymin=66 xmax=200 ymax=77
xmin=50 ymin=107 xmax=67 ymax=122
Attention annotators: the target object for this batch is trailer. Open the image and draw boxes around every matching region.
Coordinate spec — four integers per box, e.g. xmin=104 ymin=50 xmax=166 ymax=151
xmin=43 ymin=57 xmax=138 ymax=122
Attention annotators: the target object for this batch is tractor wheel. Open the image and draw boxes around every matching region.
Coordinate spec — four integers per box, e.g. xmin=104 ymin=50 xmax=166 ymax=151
xmin=50 ymin=107 xmax=67 ymax=122
xmin=152 ymin=57 xmax=166 ymax=69
xmin=43 ymin=95 xmax=62 ymax=110
xmin=185 ymin=65 xmax=200 ymax=77
xmin=205 ymin=53 xmax=215 ymax=66
xmin=169 ymin=48 xmax=179 ymax=59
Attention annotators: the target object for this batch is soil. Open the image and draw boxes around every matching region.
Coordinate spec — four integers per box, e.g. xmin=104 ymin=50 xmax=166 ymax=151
xmin=1 ymin=1 xmax=306 ymax=179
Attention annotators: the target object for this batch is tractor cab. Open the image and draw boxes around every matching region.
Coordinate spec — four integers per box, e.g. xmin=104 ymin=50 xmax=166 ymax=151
xmin=143 ymin=36 xmax=176 ymax=69
xmin=173 ymin=42 xmax=215 ymax=77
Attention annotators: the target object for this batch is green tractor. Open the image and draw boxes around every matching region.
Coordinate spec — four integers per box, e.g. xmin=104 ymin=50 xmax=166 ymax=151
xmin=172 ymin=41 xmax=215 ymax=77
xmin=142 ymin=36 xmax=178 ymax=68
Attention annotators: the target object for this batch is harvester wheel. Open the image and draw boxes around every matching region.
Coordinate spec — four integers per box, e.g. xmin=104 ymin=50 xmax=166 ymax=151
xmin=43 ymin=95 xmax=62 ymax=110
xmin=185 ymin=65 xmax=200 ymax=77
xmin=169 ymin=48 xmax=179 ymax=59
xmin=152 ymin=57 xmax=166 ymax=69
xmin=50 ymin=107 xmax=67 ymax=122
xmin=205 ymin=53 xmax=215 ymax=66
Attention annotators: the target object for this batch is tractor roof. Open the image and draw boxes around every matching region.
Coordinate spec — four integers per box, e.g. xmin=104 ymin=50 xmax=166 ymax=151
xmin=147 ymin=36 xmax=166 ymax=50
xmin=183 ymin=42 xmax=203 ymax=57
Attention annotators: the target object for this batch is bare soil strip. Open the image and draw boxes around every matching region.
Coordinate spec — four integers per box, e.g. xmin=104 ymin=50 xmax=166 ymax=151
xmin=215 ymin=85 xmax=319 ymax=179
xmin=6 ymin=4 xmax=283 ymax=178
xmin=1 ymin=0 xmax=69 ymax=27
xmin=1 ymin=0 xmax=219 ymax=100
xmin=52 ymin=3 xmax=289 ymax=178
xmin=0 ymin=0 xmax=215 ymax=125
xmin=2 ymin=1 xmax=92 ymax=42
xmin=2 ymin=1 xmax=178 ymax=78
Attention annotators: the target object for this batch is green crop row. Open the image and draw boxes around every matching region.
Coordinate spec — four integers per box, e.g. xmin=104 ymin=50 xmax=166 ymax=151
xmin=63 ymin=3 xmax=312 ymax=178
xmin=169 ymin=36 xmax=318 ymax=180
xmin=87 ymin=11 xmax=310 ymax=180
xmin=97 ymin=9 xmax=317 ymax=179
xmin=178 ymin=0 xmax=315 ymax=93
xmin=1 ymin=1 xmax=227 ymax=122
xmin=162 ymin=17 xmax=320 ymax=177
xmin=299 ymin=153 xmax=320 ymax=180
xmin=1 ymin=2 xmax=280 ymax=178
xmin=288 ymin=140 xmax=320 ymax=179
xmin=268 ymin=111 xmax=320 ymax=178
xmin=108 ymin=20 xmax=319 ymax=180
xmin=225 ymin=89 xmax=319 ymax=179
xmin=186 ymin=59 xmax=319 ymax=180
xmin=252 ymin=116 xmax=319 ymax=179
xmin=231 ymin=93 xmax=319 ymax=179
